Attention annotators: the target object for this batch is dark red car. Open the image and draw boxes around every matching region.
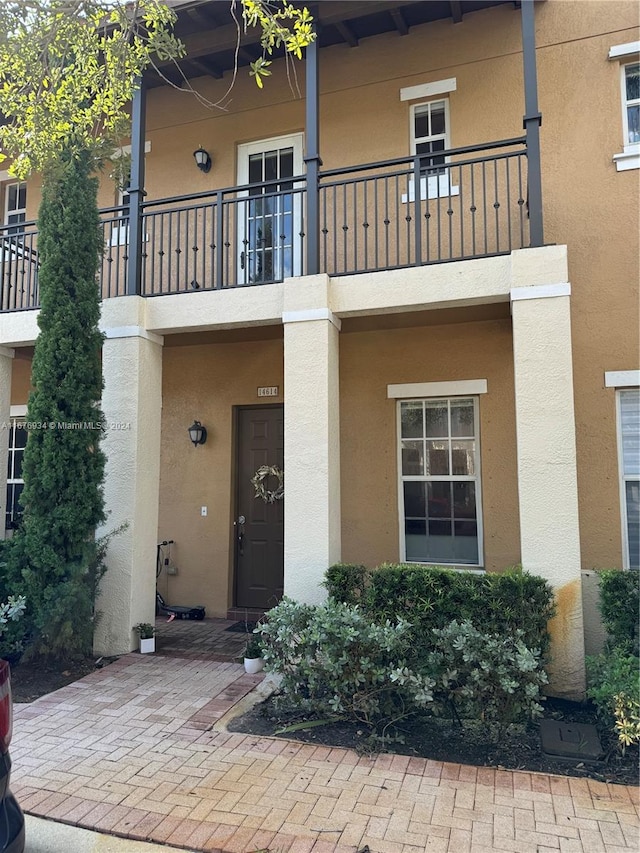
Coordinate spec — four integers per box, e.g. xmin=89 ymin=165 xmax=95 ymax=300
xmin=0 ymin=660 xmax=24 ymax=853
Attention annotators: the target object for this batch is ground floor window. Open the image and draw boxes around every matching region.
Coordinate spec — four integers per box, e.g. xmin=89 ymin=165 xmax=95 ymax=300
xmin=618 ymin=388 xmax=639 ymax=570
xmin=398 ymin=396 xmax=482 ymax=566
xmin=5 ymin=417 xmax=25 ymax=531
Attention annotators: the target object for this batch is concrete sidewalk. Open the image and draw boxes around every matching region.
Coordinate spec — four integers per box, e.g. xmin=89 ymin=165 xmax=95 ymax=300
xmin=11 ymin=651 xmax=640 ymax=853
xmin=25 ymin=814 xmax=196 ymax=852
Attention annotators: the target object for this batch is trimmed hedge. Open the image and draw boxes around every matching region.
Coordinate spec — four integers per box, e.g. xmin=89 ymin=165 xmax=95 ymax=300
xmin=597 ymin=570 xmax=639 ymax=655
xmin=322 ymin=563 xmax=368 ymax=605
xmin=325 ymin=562 xmax=555 ymax=663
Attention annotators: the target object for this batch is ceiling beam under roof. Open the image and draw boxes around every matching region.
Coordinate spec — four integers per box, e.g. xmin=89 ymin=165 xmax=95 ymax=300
xmin=335 ymin=20 xmax=359 ymax=47
xmin=156 ymin=1 xmax=408 ymax=65
xmin=238 ymin=46 xmax=258 ymax=63
xmin=185 ymin=6 xmax=220 ymax=29
xmin=390 ymin=8 xmax=409 ymax=35
xmin=189 ymin=57 xmax=223 ymax=79
xmin=450 ymin=1 xmax=463 ymax=23
xmin=150 ymin=63 xmax=187 ymax=88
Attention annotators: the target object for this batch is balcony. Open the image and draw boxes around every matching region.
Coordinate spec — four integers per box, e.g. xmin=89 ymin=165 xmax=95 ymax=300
xmin=0 ymin=137 xmax=531 ymax=313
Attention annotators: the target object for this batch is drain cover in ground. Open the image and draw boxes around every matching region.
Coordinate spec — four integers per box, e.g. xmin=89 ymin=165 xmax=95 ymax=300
xmin=540 ymin=719 xmax=604 ymax=761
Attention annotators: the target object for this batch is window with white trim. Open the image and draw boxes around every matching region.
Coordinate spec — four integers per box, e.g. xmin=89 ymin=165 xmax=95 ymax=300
xmin=403 ymin=100 xmax=459 ymax=201
xmin=5 ymin=417 xmax=26 ymax=531
xmin=610 ymin=43 xmax=640 ymax=171
xmin=399 ymin=397 xmax=482 ymax=566
xmin=617 ymin=388 xmax=639 ymax=570
xmin=623 ymin=63 xmax=640 ymax=146
xmin=3 ymin=182 xmax=27 ymax=232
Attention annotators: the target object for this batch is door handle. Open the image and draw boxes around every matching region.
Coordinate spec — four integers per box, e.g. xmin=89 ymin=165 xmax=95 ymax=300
xmin=236 ymin=515 xmax=245 ymax=556
xmin=240 ymin=251 xmax=245 ymax=270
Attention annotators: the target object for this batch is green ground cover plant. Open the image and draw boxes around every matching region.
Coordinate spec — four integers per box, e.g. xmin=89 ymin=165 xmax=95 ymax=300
xmin=259 ymin=597 xmax=435 ymax=730
xmin=587 ymin=570 xmax=640 ymax=751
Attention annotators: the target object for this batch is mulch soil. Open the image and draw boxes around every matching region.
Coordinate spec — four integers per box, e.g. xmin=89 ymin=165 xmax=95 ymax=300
xmin=227 ymin=694 xmax=640 ymax=787
xmin=9 ymin=655 xmax=115 ymax=703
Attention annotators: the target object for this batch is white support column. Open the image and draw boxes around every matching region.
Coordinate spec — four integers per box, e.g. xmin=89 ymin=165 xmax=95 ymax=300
xmin=94 ymin=298 xmax=163 ymax=655
xmin=283 ymin=275 xmax=341 ymax=603
xmin=510 ymin=247 xmax=585 ymax=700
xmin=0 ymin=347 xmax=14 ymax=540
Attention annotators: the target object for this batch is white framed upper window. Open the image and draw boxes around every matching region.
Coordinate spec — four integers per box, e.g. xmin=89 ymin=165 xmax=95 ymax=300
xmin=616 ymin=388 xmax=639 ymax=571
xmin=609 ymin=42 xmax=640 ymax=171
xmin=403 ymin=100 xmax=459 ymax=202
xmin=622 ymin=63 xmax=640 ymax=146
xmin=397 ymin=396 xmax=482 ymax=567
xmin=3 ymin=181 xmax=27 ymax=232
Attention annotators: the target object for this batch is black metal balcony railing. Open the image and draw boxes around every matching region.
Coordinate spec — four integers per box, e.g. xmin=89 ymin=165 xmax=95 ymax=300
xmin=0 ymin=138 xmax=529 ymax=312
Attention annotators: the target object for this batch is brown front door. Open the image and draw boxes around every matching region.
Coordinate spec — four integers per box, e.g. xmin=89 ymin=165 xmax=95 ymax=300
xmin=235 ymin=405 xmax=284 ymax=609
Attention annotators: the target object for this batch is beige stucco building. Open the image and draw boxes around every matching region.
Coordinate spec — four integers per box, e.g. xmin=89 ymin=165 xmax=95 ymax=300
xmin=0 ymin=0 xmax=638 ymax=700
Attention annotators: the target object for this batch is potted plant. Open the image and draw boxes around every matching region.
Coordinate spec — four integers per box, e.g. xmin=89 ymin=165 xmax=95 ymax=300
xmin=134 ymin=623 xmax=156 ymax=654
xmin=243 ymin=634 xmax=264 ymax=674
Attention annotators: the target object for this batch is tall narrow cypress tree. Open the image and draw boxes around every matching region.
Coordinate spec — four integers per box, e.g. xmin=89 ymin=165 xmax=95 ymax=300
xmin=19 ymin=149 xmax=106 ymax=659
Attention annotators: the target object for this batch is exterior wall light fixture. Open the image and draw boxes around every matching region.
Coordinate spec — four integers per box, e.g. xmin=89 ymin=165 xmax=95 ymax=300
xmin=188 ymin=420 xmax=207 ymax=446
xmin=193 ymin=147 xmax=212 ymax=173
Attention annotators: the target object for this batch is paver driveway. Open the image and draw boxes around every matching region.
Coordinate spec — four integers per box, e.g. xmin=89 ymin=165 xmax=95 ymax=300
xmin=10 ymin=652 xmax=640 ymax=853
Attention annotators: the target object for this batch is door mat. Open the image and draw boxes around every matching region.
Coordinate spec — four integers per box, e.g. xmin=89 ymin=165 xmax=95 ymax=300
xmin=225 ymin=621 xmax=258 ymax=633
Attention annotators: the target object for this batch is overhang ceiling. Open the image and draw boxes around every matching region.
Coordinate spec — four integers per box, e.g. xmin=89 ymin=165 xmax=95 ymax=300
xmin=149 ymin=0 xmax=518 ymax=87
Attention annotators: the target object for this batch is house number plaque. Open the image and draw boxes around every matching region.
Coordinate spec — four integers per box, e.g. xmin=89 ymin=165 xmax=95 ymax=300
xmin=257 ymin=386 xmax=279 ymax=397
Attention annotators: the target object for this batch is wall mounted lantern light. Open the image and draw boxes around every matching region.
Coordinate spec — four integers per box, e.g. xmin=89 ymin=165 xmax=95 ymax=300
xmin=193 ymin=147 xmax=212 ymax=173
xmin=188 ymin=420 xmax=207 ymax=446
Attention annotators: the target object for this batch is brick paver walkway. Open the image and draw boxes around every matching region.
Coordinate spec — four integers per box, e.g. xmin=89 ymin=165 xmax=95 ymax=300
xmin=11 ymin=648 xmax=640 ymax=853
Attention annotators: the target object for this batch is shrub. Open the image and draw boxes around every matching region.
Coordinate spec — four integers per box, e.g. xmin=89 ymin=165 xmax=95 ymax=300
xmin=613 ymin=694 xmax=640 ymax=749
xmin=330 ymin=563 xmax=554 ymax=667
xmin=0 ymin=524 xmax=120 ymax=663
xmin=587 ymin=648 xmax=640 ymax=750
xmin=323 ymin=563 xmax=368 ymax=605
xmin=597 ymin=570 xmax=639 ymax=655
xmin=258 ymin=597 xmax=434 ymax=727
xmin=0 ymin=594 xmax=27 ymax=661
xmin=427 ymin=620 xmax=548 ymax=735
xmin=15 ymin=149 xmax=106 ymax=663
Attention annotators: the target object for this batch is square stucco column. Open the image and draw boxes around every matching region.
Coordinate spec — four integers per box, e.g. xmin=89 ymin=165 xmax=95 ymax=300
xmin=283 ymin=275 xmax=341 ymax=603
xmin=94 ymin=298 xmax=163 ymax=655
xmin=0 ymin=347 xmax=13 ymax=540
xmin=511 ymin=247 xmax=585 ymax=700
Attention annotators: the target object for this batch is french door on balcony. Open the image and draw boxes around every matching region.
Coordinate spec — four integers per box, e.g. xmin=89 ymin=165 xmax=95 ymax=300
xmin=236 ymin=133 xmax=303 ymax=285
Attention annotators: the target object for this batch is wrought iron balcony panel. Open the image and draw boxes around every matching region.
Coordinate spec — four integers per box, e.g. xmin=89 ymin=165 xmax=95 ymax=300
xmin=0 ymin=139 xmax=530 ymax=313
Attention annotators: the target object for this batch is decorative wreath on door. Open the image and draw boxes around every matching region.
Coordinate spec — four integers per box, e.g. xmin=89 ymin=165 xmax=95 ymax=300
xmin=251 ymin=464 xmax=284 ymax=504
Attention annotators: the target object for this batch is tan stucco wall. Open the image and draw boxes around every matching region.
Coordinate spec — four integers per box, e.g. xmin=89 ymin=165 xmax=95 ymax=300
xmin=158 ymin=314 xmax=520 ymax=611
xmin=3 ymin=1 xmax=637 ymax=590
xmin=534 ymin=7 xmax=639 ymax=569
xmin=158 ymin=336 xmax=284 ymax=617
xmin=114 ymin=0 xmax=638 ymax=576
xmin=339 ymin=318 xmax=520 ymax=571
xmin=10 ymin=351 xmax=32 ymax=405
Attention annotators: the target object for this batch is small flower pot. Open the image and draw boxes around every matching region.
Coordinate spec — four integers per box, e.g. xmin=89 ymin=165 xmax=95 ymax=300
xmin=140 ymin=637 xmax=155 ymax=654
xmin=243 ymin=656 xmax=264 ymax=674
